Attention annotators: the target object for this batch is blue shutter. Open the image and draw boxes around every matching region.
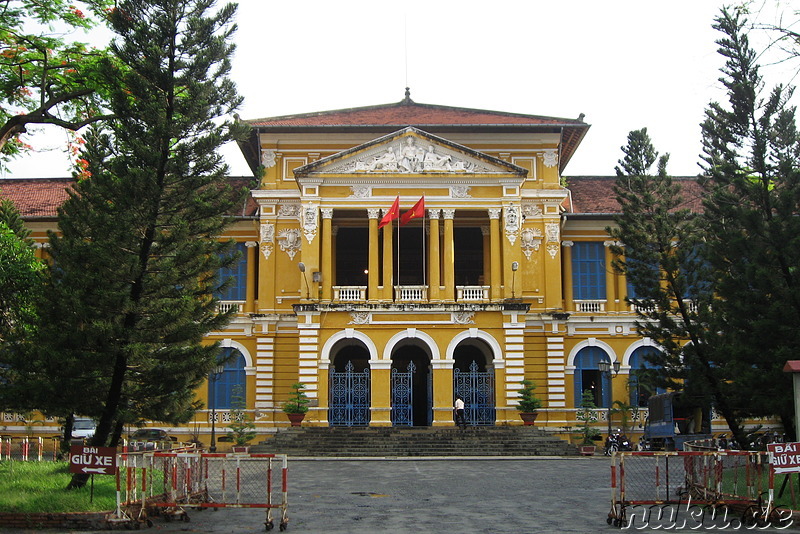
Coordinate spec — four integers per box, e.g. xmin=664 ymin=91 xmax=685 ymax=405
xmin=572 ymin=242 xmax=606 ymax=300
xmin=628 ymin=347 xmax=665 ymax=406
xmin=208 ymin=348 xmax=246 ymax=409
xmin=574 ymin=346 xmax=612 ymax=408
xmin=216 ymin=242 xmax=248 ymax=301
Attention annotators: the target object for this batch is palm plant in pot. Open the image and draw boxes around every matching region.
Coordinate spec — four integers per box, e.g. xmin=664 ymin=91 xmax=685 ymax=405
xmin=575 ymin=390 xmax=602 ymax=455
xmin=282 ymin=382 xmax=309 ymax=426
xmin=516 ymin=379 xmax=543 ymax=425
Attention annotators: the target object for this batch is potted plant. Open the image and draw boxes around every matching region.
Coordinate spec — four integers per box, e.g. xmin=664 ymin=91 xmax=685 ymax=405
xmin=575 ymin=390 xmax=601 ymax=455
xmin=226 ymin=385 xmax=257 ymax=452
xmin=516 ymin=379 xmax=543 ymax=425
xmin=282 ymin=382 xmax=309 ymax=427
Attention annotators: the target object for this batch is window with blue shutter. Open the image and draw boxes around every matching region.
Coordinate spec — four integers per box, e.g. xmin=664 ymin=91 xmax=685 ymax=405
xmin=216 ymin=242 xmax=247 ymax=301
xmin=573 ymin=346 xmax=612 ymax=408
xmin=572 ymin=242 xmax=606 ymax=300
xmin=628 ymin=347 xmax=665 ymax=407
xmin=208 ymin=348 xmax=246 ymax=410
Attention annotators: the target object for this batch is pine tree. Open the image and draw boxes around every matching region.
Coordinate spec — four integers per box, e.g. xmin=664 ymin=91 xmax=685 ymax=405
xmin=700 ymin=7 xmax=800 ymax=439
xmin=607 ymin=128 xmax=746 ymax=444
xmin=20 ymin=0 xmax=247 ymax=487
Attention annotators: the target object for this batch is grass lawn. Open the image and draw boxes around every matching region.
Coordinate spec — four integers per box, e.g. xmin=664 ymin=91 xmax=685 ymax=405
xmin=0 ymin=461 xmax=118 ymax=513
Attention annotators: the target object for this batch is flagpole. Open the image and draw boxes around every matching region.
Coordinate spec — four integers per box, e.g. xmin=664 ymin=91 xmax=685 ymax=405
xmin=422 ymin=195 xmax=426 ymax=290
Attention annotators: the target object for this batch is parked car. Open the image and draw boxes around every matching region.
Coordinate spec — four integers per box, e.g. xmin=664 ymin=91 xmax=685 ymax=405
xmin=70 ymin=417 xmax=96 ymax=440
xmin=127 ymin=428 xmax=177 ymax=451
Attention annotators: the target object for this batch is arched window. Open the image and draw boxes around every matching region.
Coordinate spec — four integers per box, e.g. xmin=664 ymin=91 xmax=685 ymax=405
xmin=574 ymin=346 xmax=612 ymax=408
xmin=208 ymin=348 xmax=246 ymax=410
xmin=628 ymin=346 xmax=665 ymax=407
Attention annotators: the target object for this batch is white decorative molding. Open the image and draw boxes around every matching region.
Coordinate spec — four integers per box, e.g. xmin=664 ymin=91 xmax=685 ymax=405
xmin=522 ymin=203 xmax=542 ymax=218
xmin=325 ymin=137 xmax=495 ymax=174
xmin=302 ymin=204 xmax=318 ymax=243
xmin=348 ymin=312 xmax=370 ymax=325
xmin=453 ymin=312 xmax=475 ymax=325
xmin=450 ymin=185 xmax=471 ymax=198
xmin=542 ymin=149 xmax=558 ymax=168
xmin=504 ymin=206 xmax=521 ymax=245
xmin=520 ymin=227 xmax=543 ymax=260
xmin=260 ymin=222 xmax=275 ymax=244
xmin=277 ymin=228 xmax=301 ymax=260
xmin=547 ymin=243 xmax=559 ymax=259
xmin=350 ymin=186 xmax=371 ymax=198
xmin=488 ymin=208 xmax=501 ymax=220
xmin=261 ymin=149 xmax=278 ymax=168
xmin=321 ymin=208 xmax=334 ymax=220
xmin=442 ymin=209 xmax=455 ymax=220
xmin=428 ymin=209 xmax=441 ymax=220
xmin=260 ymin=243 xmax=273 ymax=260
xmin=545 ymin=222 xmax=560 ymax=243
xmin=278 ymin=204 xmax=301 ymax=218
xmin=367 ymin=208 xmax=380 ymax=219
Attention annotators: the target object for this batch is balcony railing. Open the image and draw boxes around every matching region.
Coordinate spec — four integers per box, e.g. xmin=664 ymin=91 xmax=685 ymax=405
xmin=574 ymin=300 xmax=606 ymax=313
xmin=334 ymin=286 xmax=367 ymax=302
xmin=457 ymin=285 xmax=489 ymax=302
xmin=394 ymin=285 xmax=428 ymax=302
xmin=217 ymin=301 xmax=244 ymax=314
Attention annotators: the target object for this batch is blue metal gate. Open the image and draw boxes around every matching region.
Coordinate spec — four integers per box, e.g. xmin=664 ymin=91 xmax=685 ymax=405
xmin=328 ymin=361 xmax=370 ymax=426
xmin=453 ymin=360 xmax=495 ymax=426
xmin=391 ymin=361 xmax=415 ymax=426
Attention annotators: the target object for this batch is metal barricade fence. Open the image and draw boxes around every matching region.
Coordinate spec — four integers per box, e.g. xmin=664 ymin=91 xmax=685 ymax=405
xmin=0 ymin=436 xmax=60 ymax=461
xmin=608 ymin=451 xmax=791 ymax=529
xmin=115 ymin=451 xmax=289 ymax=531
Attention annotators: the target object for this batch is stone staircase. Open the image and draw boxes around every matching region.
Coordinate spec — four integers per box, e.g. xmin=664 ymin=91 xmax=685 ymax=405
xmin=249 ymin=426 xmax=580 ymax=457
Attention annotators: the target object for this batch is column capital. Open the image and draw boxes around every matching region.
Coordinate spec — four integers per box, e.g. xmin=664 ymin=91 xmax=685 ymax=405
xmin=428 ymin=209 xmax=441 ymax=220
xmin=562 ymin=240 xmax=574 ymax=247
xmin=321 ymin=207 xmax=334 ymax=219
xmin=367 ymin=208 xmax=381 ymax=219
xmin=442 ymin=209 xmax=455 ymax=220
xmin=488 ymin=208 xmax=501 ymax=220
xmin=245 ymin=241 xmax=258 ymax=248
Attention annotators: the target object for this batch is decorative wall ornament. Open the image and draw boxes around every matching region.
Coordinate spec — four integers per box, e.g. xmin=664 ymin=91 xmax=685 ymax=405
xmin=321 ymin=208 xmax=333 ymax=220
xmin=547 ymin=243 xmax=559 ymax=259
xmin=277 ymin=228 xmax=301 ymax=260
xmin=349 ymin=312 xmax=370 ymax=325
xmin=522 ymin=203 xmax=543 ymax=218
xmin=367 ymin=208 xmax=381 ymax=219
xmin=278 ymin=204 xmax=301 ymax=218
xmin=542 ymin=149 xmax=558 ymax=168
xmin=488 ymin=208 xmax=501 ymax=220
xmin=324 ymin=136 xmax=494 ymax=174
xmin=545 ymin=222 xmax=560 ymax=243
xmin=261 ymin=149 xmax=278 ymax=168
xmin=450 ymin=185 xmax=471 ymax=198
xmin=504 ymin=206 xmax=521 ymax=245
xmin=302 ymin=204 xmax=318 ymax=243
xmin=520 ymin=227 xmax=543 ymax=259
xmin=259 ymin=222 xmax=275 ymax=260
xmin=350 ymin=186 xmax=371 ymax=198
xmin=452 ymin=312 xmax=475 ymax=325
xmin=442 ymin=208 xmax=455 ymax=220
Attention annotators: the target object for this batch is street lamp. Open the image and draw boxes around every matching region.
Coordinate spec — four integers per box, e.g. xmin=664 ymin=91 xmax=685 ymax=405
xmin=208 ymin=364 xmax=224 ymax=452
xmin=597 ymin=359 xmax=621 ymax=436
xmin=511 ymin=261 xmax=519 ymax=299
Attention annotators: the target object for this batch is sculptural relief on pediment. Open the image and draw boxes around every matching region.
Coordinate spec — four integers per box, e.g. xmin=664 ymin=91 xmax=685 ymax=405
xmin=319 ymin=137 xmax=499 ymax=174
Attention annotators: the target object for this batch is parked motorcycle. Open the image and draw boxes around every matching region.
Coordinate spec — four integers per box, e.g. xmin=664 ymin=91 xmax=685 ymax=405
xmin=604 ymin=429 xmax=633 ymax=455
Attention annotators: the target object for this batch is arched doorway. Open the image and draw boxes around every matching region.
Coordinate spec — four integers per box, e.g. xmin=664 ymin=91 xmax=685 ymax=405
xmin=574 ymin=346 xmax=612 ymax=408
xmin=391 ymin=343 xmax=432 ymax=427
xmin=453 ymin=340 xmax=496 ymax=426
xmin=328 ymin=341 xmax=371 ymax=427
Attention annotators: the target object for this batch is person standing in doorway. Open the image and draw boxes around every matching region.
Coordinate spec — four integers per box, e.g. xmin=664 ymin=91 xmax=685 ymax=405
xmin=454 ymin=395 xmax=466 ymax=429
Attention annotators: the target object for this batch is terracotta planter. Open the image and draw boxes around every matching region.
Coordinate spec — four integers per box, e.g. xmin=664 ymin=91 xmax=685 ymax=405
xmin=519 ymin=412 xmax=538 ymax=426
xmin=286 ymin=413 xmax=305 ymax=427
xmin=580 ymin=445 xmax=596 ymax=456
xmin=231 ymin=445 xmax=249 ymax=453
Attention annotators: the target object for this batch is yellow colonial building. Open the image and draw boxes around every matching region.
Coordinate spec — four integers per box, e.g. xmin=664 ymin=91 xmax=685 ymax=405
xmin=2 ymin=93 xmax=681 ymax=440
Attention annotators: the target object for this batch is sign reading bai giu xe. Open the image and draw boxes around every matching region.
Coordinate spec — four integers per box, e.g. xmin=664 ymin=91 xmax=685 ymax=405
xmin=69 ymin=445 xmax=117 ymax=475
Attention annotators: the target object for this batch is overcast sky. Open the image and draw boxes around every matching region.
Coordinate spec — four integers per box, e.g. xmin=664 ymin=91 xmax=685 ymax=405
xmin=4 ymin=0 xmax=796 ymax=179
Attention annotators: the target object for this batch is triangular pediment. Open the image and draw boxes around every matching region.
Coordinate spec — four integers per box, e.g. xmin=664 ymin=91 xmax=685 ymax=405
xmin=294 ymin=127 xmax=527 ymax=177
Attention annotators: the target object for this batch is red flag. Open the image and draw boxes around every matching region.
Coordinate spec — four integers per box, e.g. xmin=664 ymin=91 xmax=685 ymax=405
xmin=378 ymin=196 xmax=400 ymax=229
xmin=400 ymin=196 xmax=425 ymax=226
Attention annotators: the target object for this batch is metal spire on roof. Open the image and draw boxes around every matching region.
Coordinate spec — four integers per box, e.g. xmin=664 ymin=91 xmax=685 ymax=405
xmin=403 ymin=87 xmax=412 ymax=104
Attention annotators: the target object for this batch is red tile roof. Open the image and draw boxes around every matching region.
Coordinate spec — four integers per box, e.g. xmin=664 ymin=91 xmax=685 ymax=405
xmin=241 ymin=95 xmax=590 ymax=175
xmin=0 ymin=178 xmax=74 ymax=218
xmin=566 ymin=176 xmax=705 ymax=215
xmin=0 ymin=177 xmax=259 ymax=219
